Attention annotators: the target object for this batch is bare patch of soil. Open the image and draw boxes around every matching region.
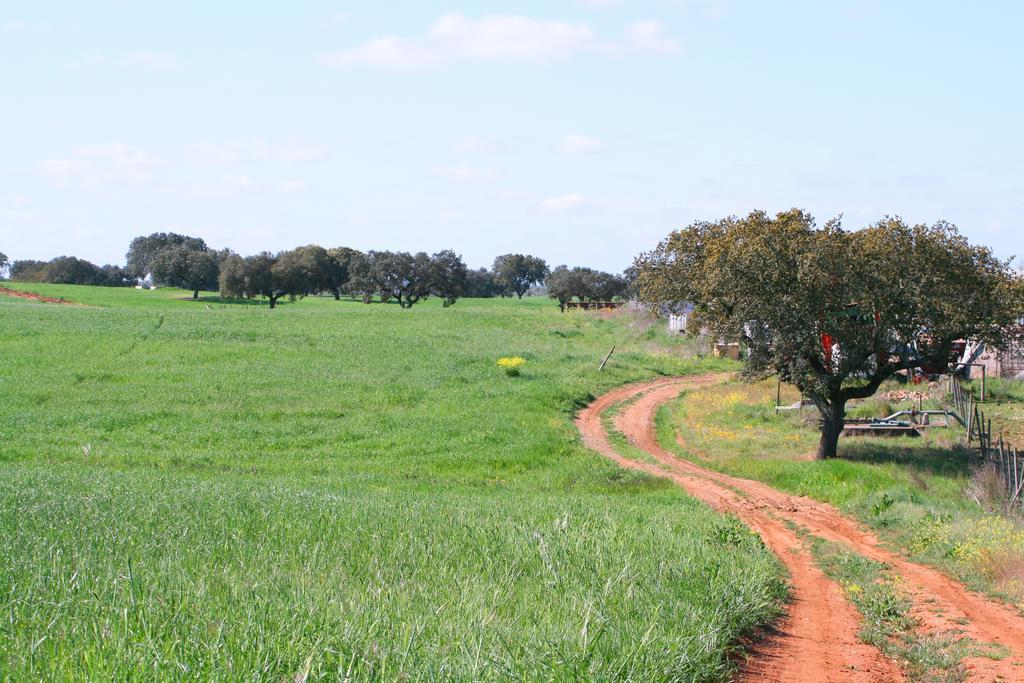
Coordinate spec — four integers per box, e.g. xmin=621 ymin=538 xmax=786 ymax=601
xmin=0 ymin=286 xmax=77 ymax=304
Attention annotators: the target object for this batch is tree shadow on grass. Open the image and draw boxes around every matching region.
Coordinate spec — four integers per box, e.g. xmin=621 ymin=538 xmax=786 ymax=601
xmin=183 ymin=294 xmax=412 ymax=307
xmin=179 ymin=295 xmax=291 ymax=307
xmin=838 ymin=439 xmax=975 ymax=479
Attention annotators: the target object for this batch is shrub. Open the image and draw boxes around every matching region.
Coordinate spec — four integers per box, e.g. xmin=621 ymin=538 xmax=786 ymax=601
xmin=497 ymin=356 xmax=526 ymax=377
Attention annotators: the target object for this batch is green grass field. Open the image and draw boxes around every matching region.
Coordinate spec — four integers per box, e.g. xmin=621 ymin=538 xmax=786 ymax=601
xmin=0 ymin=284 xmax=787 ymax=681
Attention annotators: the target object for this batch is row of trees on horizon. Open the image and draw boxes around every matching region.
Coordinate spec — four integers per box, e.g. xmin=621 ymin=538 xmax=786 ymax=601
xmin=2 ymin=234 xmax=632 ymax=309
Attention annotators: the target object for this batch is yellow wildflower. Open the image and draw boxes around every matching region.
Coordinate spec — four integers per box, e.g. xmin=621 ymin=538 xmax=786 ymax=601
xmin=497 ymin=356 xmax=526 ymax=376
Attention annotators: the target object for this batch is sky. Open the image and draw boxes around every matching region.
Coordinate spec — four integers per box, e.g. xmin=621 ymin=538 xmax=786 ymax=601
xmin=1 ymin=0 xmax=1022 ymax=273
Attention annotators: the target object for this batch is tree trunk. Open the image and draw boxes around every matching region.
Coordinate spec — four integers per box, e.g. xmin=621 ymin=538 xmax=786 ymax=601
xmin=517 ymin=291 xmax=524 ymax=299
xmin=333 ymin=289 xmax=340 ymax=301
xmin=192 ymin=289 xmax=199 ymax=299
xmin=816 ymin=398 xmax=845 ymax=459
xmin=268 ymin=294 xmax=278 ymax=309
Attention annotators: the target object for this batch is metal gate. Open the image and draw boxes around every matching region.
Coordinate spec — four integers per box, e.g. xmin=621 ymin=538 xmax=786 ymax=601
xmin=999 ymin=338 xmax=1024 ymax=378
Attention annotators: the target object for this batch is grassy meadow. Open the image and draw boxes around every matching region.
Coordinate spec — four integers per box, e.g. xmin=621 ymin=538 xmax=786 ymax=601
xmin=0 ymin=284 xmax=788 ymax=681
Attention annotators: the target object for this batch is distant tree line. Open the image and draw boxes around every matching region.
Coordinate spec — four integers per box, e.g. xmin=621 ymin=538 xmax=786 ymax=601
xmin=217 ymin=246 xmax=471 ymax=309
xmin=8 ymin=256 xmax=129 ymax=287
xmin=546 ymin=266 xmax=632 ymax=305
xmin=3 ymin=234 xmax=632 ymax=308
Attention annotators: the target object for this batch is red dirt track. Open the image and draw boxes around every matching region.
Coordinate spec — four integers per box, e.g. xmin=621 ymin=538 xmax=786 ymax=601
xmin=0 ymin=286 xmax=74 ymax=304
xmin=577 ymin=374 xmax=1024 ymax=682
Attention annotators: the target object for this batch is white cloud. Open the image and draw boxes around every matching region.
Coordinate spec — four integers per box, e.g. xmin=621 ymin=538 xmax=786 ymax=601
xmin=455 ymin=135 xmax=502 ymax=153
xmin=578 ymin=0 xmax=622 ymax=7
xmin=38 ymin=142 xmax=155 ymax=186
xmin=78 ymin=143 xmax=155 ymax=181
xmin=319 ymin=36 xmax=442 ymax=69
xmin=198 ymin=143 xmax=258 ymax=164
xmin=275 ymin=146 xmax=325 ymax=163
xmin=76 ymin=142 xmax=131 ymax=158
xmin=196 ymin=141 xmax=325 ymax=164
xmin=224 ymin=175 xmax=253 ymax=189
xmin=439 ymin=209 xmax=461 ymax=222
xmin=185 ymin=175 xmax=308 ymax=197
xmin=428 ymin=14 xmax=594 ymax=62
xmin=559 ymin=134 xmax=604 ymax=154
xmin=320 ymin=13 xmax=679 ymax=70
xmin=625 ymin=21 xmax=681 ymax=55
xmin=542 ymin=193 xmax=591 ymax=211
xmin=0 ymin=208 xmax=31 ymax=221
xmin=39 ymin=158 xmax=92 ymax=178
xmin=0 ymin=196 xmax=32 ymax=223
xmin=128 ymin=51 xmax=179 ymax=71
xmin=277 ymin=179 xmax=307 ymax=193
xmin=432 ymin=164 xmax=498 ymax=181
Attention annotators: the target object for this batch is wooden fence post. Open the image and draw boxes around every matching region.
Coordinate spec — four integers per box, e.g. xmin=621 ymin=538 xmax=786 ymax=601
xmin=1011 ymin=448 xmax=1019 ymax=507
xmin=1013 ymin=444 xmax=1019 ymax=503
xmin=1003 ymin=438 xmax=1011 ymax=497
xmin=1008 ymin=447 xmax=1024 ymax=509
xmin=978 ymin=407 xmax=984 ymax=452
xmin=967 ymin=399 xmax=974 ymax=444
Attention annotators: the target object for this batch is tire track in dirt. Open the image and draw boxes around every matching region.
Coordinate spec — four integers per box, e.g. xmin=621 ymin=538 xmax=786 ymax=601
xmin=578 ymin=375 xmax=900 ymax=682
xmin=0 ymin=286 xmax=77 ymax=304
xmin=579 ymin=374 xmax=1024 ymax=681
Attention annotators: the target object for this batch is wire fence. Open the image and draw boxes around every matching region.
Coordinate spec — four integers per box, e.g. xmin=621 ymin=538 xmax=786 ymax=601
xmin=949 ymin=376 xmax=1024 ymax=508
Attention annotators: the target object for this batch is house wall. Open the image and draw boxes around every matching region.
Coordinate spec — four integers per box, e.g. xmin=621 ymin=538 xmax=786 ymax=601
xmin=976 ymin=347 xmax=1002 ymax=379
xmin=972 ymin=343 xmax=1024 ymax=380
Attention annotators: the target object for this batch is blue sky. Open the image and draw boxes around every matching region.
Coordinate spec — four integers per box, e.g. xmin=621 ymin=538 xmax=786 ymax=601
xmin=1 ymin=0 xmax=1022 ymax=272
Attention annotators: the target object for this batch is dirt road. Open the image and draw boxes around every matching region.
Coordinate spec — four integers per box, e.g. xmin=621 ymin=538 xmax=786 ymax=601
xmin=0 ymin=286 xmax=74 ymax=304
xmin=577 ymin=374 xmax=1024 ymax=682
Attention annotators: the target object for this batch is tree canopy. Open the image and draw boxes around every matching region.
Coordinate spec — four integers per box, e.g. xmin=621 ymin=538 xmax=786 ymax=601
xmin=217 ymin=254 xmax=247 ymax=300
xmin=9 ymin=256 xmax=128 ymax=287
xmin=150 ymin=247 xmax=220 ymax=299
xmin=546 ymin=266 xmax=629 ymax=305
xmin=337 ymin=250 xmax=468 ymax=307
xmin=635 ymin=209 xmax=1024 ymax=459
xmin=372 ymin=251 xmax=432 ymax=308
xmin=325 ymin=247 xmax=362 ymax=300
xmin=464 ymin=267 xmax=504 ymax=298
xmin=126 ymin=232 xmax=208 ymax=278
xmin=216 ymin=247 xmax=468 ymax=309
xmin=493 ymin=254 xmax=548 ymax=298
xmin=429 ymin=249 xmax=469 ymax=307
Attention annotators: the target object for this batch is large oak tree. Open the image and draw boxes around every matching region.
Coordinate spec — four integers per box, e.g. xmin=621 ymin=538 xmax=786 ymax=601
xmin=325 ymin=247 xmax=361 ymax=300
xmin=493 ymin=254 xmax=548 ymax=298
xmin=635 ymin=209 xmax=1024 ymax=459
xmin=428 ymin=249 xmax=468 ymax=307
xmin=150 ymin=247 xmax=220 ymax=298
xmin=125 ymin=232 xmax=208 ymax=279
